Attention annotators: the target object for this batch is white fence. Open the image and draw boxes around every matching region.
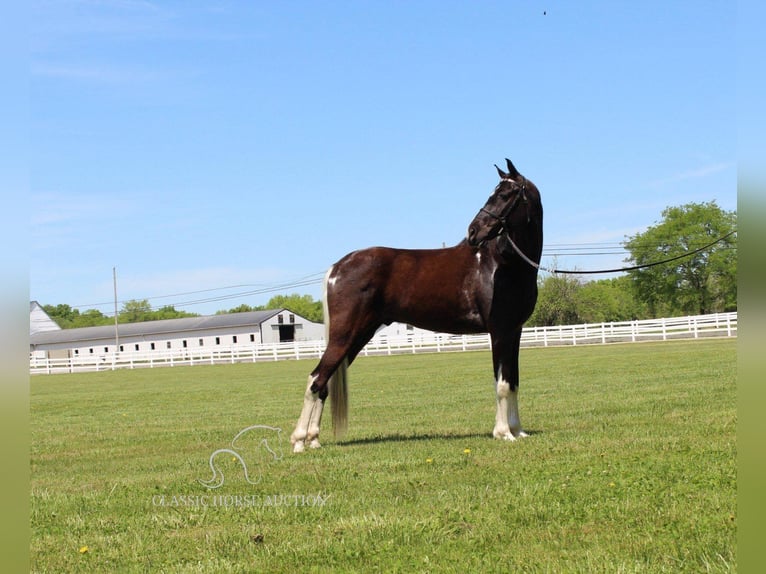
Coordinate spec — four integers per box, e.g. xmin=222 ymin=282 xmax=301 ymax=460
xmin=29 ymin=312 xmax=737 ymax=375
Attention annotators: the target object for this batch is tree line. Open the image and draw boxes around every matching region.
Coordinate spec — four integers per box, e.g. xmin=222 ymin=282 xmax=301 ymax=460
xmin=43 ymin=201 xmax=735 ymax=329
xmin=42 ymin=294 xmax=324 ymax=329
xmin=530 ymin=201 xmax=736 ymax=325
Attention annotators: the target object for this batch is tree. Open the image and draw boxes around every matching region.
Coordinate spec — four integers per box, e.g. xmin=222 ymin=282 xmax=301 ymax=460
xmin=265 ymin=294 xmax=323 ymax=323
xmin=119 ymin=299 xmax=153 ymax=323
xmin=576 ymin=276 xmax=647 ymax=323
xmin=217 ymin=294 xmax=324 ymax=322
xmin=216 ymin=304 xmax=256 ymax=315
xmin=42 ymin=303 xmax=78 ymax=328
xmin=624 ymin=202 xmax=736 ymax=316
xmin=528 ymin=274 xmax=582 ymax=326
xmin=77 ymin=309 xmax=113 ymax=327
xmin=43 ymin=304 xmax=112 ymax=328
xmin=152 ymin=305 xmax=198 ymax=320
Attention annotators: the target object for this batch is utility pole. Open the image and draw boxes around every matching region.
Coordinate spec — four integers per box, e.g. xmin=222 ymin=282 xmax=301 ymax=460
xmin=113 ymin=267 xmax=119 ymax=354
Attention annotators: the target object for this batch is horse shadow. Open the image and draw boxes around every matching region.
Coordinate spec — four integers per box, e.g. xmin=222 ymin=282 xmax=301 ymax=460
xmin=338 ymin=429 xmax=542 ymax=447
xmin=198 ymin=425 xmax=284 ymax=489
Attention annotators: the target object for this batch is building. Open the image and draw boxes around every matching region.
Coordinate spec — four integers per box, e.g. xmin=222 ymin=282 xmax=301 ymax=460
xmin=29 ymin=308 xmax=324 ymax=361
xmin=30 ymin=301 xmax=62 ymax=336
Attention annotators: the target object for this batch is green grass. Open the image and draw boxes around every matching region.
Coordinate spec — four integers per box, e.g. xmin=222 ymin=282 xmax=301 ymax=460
xmin=30 ymin=339 xmax=736 ymax=573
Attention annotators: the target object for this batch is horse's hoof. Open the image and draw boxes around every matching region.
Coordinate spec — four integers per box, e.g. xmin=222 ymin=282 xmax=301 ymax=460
xmin=309 ymin=438 xmax=322 ymax=449
xmin=292 ymin=440 xmax=306 ymax=453
xmin=493 ymin=429 xmax=517 ymax=441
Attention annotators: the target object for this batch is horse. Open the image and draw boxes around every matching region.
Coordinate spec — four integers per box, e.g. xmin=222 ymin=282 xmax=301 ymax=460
xmin=290 ymin=159 xmax=543 ymax=453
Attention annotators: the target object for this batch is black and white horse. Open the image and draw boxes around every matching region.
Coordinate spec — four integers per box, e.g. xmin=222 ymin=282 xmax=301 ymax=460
xmin=291 ymin=159 xmax=543 ymax=452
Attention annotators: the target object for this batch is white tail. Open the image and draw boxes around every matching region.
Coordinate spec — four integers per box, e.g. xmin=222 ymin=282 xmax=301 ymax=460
xmin=330 ymin=358 xmax=348 ymax=439
xmin=322 ymin=268 xmax=348 ymax=439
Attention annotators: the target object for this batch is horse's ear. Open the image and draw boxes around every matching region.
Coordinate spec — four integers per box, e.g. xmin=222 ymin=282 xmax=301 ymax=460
xmin=495 ymin=164 xmax=509 ymax=180
xmin=505 ymin=158 xmax=520 ymax=179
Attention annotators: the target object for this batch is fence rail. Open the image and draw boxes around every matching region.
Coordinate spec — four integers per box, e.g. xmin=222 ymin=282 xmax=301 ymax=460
xmin=29 ymin=312 xmax=737 ymax=375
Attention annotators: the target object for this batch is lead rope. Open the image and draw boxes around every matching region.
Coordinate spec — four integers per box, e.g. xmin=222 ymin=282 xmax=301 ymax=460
xmin=506 ymin=229 xmax=737 ymax=275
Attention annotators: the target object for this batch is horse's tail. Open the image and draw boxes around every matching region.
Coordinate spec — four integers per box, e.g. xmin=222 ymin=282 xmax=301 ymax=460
xmin=323 ymin=267 xmax=349 ymax=439
xmin=330 ymin=357 xmax=349 ymax=439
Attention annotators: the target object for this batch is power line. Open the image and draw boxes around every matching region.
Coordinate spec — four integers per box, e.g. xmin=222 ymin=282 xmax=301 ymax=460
xmin=68 ymin=234 xmax=736 ymax=313
xmin=72 ymin=272 xmax=327 ymax=313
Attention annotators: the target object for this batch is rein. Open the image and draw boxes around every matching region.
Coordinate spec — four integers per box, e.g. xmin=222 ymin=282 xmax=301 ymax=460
xmin=504 ymin=229 xmax=737 ymax=275
xmin=477 ymin=177 xmax=736 ymax=275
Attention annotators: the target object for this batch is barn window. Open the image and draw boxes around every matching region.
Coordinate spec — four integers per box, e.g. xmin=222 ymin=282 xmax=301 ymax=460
xmin=199 ymin=339 xmax=204 ymax=346
xmin=289 ymin=314 xmax=295 ymax=323
xmin=232 ymin=335 xmax=238 ymax=344
xmin=89 ymin=348 xmax=94 ymax=354
xmin=250 ymin=334 xmax=255 ymax=342
xmin=215 ymin=337 xmax=221 ymax=345
xmin=134 ymin=344 xmax=140 ymax=351
xmin=105 ymin=347 xmax=110 ymax=353
xmin=278 ymin=314 xmax=284 ymax=324
xmin=166 ymin=341 xmax=172 ymax=349
xmin=74 ymin=349 xmax=79 ymax=355
xmin=150 ymin=343 xmax=156 ymax=350
xmin=182 ymin=340 xmax=188 ymax=348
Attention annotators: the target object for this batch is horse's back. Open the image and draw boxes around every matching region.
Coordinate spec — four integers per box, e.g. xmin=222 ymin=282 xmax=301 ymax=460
xmin=327 ymin=243 xmax=490 ymax=334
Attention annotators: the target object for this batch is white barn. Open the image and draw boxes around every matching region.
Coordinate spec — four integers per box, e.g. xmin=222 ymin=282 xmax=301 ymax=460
xmin=29 ymin=308 xmax=324 ymax=361
xmin=30 ymin=301 xmax=62 ymax=336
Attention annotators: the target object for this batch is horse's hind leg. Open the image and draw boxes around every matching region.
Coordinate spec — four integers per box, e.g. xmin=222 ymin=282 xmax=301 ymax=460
xmin=291 ymin=323 xmax=377 ymax=453
xmin=290 ymin=342 xmax=349 ymax=453
xmin=291 ymin=259 xmax=381 ymax=453
xmin=291 ymin=368 xmax=330 ymax=453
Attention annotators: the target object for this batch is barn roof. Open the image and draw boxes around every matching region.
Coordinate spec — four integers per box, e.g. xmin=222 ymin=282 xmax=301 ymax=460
xmin=29 ymin=309 xmax=289 ymax=345
xmin=30 ymin=301 xmax=62 ymax=335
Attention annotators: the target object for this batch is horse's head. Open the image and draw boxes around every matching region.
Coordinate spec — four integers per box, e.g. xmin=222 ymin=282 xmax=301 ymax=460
xmin=467 ymin=159 xmax=540 ymax=248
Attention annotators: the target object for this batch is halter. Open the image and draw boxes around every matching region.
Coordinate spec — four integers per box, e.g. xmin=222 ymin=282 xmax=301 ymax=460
xmin=478 ymin=179 xmax=530 ymax=240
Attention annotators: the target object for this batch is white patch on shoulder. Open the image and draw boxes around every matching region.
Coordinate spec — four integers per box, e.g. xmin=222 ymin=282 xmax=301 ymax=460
xmin=475 ymin=252 xmax=481 ymax=263
xmin=327 ymin=266 xmax=339 ymax=287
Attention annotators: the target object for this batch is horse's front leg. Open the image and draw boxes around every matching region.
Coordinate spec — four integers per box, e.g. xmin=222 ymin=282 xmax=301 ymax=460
xmin=491 ymin=329 xmax=528 ymax=441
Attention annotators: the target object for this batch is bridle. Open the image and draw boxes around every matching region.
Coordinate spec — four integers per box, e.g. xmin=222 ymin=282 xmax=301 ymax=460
xmin=478 ymin=178 xmax=531 ymax=242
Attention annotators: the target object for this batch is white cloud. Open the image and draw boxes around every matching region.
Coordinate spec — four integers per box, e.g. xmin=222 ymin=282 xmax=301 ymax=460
xmin=647 ymin=162 xmax=734 ymax=188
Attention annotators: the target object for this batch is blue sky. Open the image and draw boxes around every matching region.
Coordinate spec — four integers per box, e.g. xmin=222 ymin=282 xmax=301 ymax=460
xmin=29 ymin=1 xmax=736 ymax=317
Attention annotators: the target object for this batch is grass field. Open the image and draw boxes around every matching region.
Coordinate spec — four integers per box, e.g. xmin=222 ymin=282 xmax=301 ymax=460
xmin=30 ymin=339 xmax=736 ymax=573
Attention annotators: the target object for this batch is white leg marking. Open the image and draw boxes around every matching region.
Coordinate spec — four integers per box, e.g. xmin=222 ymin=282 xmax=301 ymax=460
xmin=291 ymin=375 xmax=319 ymax=453
xmin=306 ymin=396 xmax=324 ymax=449
xmin=507 ymin=387 xmax=528 ymax=438
xmin=492 ymin=364 xmax=526 ymax=440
